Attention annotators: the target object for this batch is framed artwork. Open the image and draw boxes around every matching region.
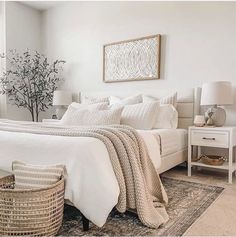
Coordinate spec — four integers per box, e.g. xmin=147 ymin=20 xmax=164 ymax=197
xmin=103 ymin=34 xmax=161 ymax=83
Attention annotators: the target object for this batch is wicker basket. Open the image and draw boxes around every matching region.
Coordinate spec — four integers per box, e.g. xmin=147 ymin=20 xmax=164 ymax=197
xmin=0 ymin=172 xmax=14 ymax=189
xmin=0 ymin=177 xmax=65 ymax=236
xmin=200 ymin=155 xmax=226 ymax=166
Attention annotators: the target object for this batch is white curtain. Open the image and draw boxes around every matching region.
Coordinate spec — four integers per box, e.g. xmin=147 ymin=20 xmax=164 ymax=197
xmin=0 ymin=1 xmax=7 ymax=117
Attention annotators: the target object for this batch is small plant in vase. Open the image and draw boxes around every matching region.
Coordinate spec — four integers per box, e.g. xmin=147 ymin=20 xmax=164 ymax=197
xmin=205 ymin=110 xmax=214 ymax=126
xmin=0 ymin=50 xmax=65 ymax=122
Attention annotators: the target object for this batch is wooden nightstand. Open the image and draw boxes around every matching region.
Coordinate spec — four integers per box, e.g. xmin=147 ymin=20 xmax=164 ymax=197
xmin=188 ymin=126 xmax=236 ymax=183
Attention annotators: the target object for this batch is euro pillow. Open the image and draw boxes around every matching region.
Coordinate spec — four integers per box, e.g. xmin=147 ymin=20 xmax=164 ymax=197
xmin=82 ymin=95 xmax=110 ymax=104
xmin=12 ymin=161 xmax=65 ymax=189
xmin=121 ymin=102 xmax=159 ymax=130
xmin=142 ymin=92 xmax=177 ymax=108
xmin=70 ymin=102 xmax=108 ymax=110
xmin=153 ymin=104 xmax=178 ymax=129
xmin=60 ymin=107 xmax=123 ymax=126
xmin=109 ymin=94 xmax=142 ymax=106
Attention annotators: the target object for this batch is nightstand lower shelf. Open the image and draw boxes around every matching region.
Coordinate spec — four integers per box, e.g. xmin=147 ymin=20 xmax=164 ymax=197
xmin=191 ymin=161 xmax=236 ymax=171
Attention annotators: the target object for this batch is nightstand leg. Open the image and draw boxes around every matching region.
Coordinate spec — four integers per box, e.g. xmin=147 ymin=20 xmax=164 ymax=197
xmin=229 ymin=173 xmax=232 ymax=184
xmin=228 ymin=147 xmax=233 ymax=184
xmin=196 ymin=146 xmax=202 ymax=171
xmin=188 ymin=145 xmax=192 ymax=176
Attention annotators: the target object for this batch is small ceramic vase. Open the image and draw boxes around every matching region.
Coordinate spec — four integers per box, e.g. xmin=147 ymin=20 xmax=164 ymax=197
xmin=194 ymin=115 xmax=205 ymax=127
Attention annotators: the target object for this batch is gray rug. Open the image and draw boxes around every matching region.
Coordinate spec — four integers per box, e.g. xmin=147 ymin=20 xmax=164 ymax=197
xmin=58 ymin=177 xmax=224 ymax=236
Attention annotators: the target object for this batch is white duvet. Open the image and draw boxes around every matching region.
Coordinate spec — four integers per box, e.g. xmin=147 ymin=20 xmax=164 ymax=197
xmin=0 ymin=127 xmax=161 ymax=227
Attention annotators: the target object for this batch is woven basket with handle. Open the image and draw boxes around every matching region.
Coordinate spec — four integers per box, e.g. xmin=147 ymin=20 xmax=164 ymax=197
xmin=200 ymin=154 xmax=226 ymax=166
xmin=0 ymin=177 xmax=65 ymax=236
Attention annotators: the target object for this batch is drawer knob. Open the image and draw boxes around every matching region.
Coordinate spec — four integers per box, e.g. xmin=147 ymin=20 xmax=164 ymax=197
xmin=202 ymin=137 xmax=216 ymax=140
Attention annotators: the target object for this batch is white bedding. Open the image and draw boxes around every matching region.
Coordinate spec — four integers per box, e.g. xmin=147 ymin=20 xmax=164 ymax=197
xmin=138 ymin=129 xmax=187 ymax=169
xmin=0 ymin=127 xmax=161 ymax=227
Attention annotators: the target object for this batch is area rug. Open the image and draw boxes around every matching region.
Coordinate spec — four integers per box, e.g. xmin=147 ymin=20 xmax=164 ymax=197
xmin=58 ymin=177 xmax=224 ymax=236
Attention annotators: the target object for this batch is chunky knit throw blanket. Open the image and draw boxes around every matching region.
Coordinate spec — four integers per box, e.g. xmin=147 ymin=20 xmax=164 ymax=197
xmin=0 ymin=120 xmax=169 ymax=228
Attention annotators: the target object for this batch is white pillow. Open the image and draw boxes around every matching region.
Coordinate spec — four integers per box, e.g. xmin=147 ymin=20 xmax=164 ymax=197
xmin=121 ymin=102 xmax=159 ymax=130
xmin=82 ymin=96 xmax=110 ymax=104
xmin=61 ymin=102 xmax=108 ymax=122
xmin=142 ymin=92 xmax=177 ymax=108
xmin=60 ymin=107 xmax=123 ymax=126
xmin=70 ymin=102 xmax=108 ymax=110
xmin=160 ymin=92 xmax=177 ymax=108
xmin=153 ymin=104 xmax=178 ymax=129
xmin=109 ymin=94 xmax=142 ymax=106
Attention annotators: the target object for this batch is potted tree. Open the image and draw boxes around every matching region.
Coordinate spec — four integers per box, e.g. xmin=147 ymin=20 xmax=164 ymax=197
xmin=0 ymin=50 xmax=65 ymax=122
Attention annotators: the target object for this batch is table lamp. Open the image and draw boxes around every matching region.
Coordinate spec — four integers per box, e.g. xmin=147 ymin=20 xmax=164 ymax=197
xmin=53 ymin=90 xmax=72 ymax=119
xmin=200 ymin=81 xmax=233 ymax=126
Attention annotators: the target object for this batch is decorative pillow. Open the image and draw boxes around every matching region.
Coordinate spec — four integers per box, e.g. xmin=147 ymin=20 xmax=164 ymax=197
xmin=109 ymin=94 xmax=142 ymax=106
xmin=160 ymin=92 xmax=177 ymax=108
xmin=142 ymin=92 xmax=177 ymax=108
xmin=142 ymin=95 xmax=157 ymax=103
xmin=60 ymin=107 xmax=124 ymax=126
xmin=61 ymin=102 xmax=108 ymax=122
xmin=121 ymin=102 xmax=159 ymax=130
xmin=12 ymin=161 xmax=65 ymax=189
xmin=153 ymin=104 xmax=178 ymax=129
xmin=70 ymin=102 xmax=108 ymax=110
xmin=82 ymin=96 xmax=110 ymax=104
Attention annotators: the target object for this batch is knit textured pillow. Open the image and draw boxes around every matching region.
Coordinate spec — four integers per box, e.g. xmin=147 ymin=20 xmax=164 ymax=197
xmin=61 ymin=102 xmax=108 ymax=122
xmin=60 ymin=107 xmax=123 ymax=126
xmin=12 ymin=161 xmax=65 ymax=189
xmin=121 ymin=102 xmax=159 ymax=130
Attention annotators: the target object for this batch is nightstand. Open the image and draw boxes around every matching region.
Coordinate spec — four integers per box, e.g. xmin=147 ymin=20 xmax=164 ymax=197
xmin=188 ymin=126 xmax=236 ymax=183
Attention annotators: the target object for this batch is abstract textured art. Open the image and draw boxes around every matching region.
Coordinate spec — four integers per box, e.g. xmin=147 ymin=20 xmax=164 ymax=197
xmin=103 ymin=35 xmax=161 ymax=82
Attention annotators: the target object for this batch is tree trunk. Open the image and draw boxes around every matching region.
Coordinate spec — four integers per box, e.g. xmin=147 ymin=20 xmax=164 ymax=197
xmin=36 ymin=111 xmax=39 ymax=122
xmin=31 ymin=110 xmax=35 ymax=122
xmin=35 ymin=102 xmax=39 ymax=122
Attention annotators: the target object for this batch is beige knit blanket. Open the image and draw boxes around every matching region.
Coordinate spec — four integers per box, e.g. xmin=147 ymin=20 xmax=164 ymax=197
xmin=0 ymin=120 xmax=169 ymax=228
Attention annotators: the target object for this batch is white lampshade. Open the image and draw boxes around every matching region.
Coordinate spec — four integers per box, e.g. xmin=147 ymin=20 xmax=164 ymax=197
xmin=53 ymin=90 xmax=72 ymax=106
xmin=201 ymin=81 xmax=233 ymax=106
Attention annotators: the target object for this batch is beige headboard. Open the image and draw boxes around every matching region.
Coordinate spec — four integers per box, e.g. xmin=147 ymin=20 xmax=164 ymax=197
xmin=79 ymin=88 xmax=201 ymax=129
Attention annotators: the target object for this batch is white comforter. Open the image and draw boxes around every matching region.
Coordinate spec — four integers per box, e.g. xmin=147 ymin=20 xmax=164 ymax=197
xmin=0 ymin=126 xmax=161 ymax=227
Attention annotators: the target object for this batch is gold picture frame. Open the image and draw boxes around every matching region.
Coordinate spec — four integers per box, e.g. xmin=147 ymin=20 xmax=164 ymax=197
xmin=103 ymin=34 xmax=161 ymax=83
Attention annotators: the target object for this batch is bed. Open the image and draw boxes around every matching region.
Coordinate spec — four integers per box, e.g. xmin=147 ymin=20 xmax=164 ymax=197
xmin=79 ymin=88 xmax=201 ymax=174
xmin=0 ymin=88 xmax=201 ymax=229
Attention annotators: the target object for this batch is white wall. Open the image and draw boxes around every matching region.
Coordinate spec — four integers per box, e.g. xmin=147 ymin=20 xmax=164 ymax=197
xmin=5 ymin=2 xmax=42 ymax=121
xmin=42 ymin=1 xmax=236 ymax=125
xmin=0 ymin=1 xmax=7 ymax=118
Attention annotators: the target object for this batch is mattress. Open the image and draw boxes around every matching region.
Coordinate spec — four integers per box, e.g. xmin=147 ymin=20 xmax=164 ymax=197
xmin=139 ymin=128 xmax=188 ymax=157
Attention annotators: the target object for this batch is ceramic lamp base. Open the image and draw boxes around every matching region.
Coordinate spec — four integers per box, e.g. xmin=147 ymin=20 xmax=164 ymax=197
xmin=212 ymin=106 xmax=226 ymax=126
xmin=205 ymin=106 xmax=226 ymax=127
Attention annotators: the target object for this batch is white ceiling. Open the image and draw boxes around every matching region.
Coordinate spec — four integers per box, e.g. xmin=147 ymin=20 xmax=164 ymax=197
xmin=20 ymin=1 xmax=61 ymax=11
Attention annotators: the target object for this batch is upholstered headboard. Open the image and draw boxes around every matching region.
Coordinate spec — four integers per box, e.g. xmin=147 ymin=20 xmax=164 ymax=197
xmin=79 ymin=88 xmax=201 ymax=129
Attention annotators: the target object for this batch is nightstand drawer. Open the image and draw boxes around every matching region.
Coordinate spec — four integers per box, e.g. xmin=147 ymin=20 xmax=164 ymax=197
xmin=191 ymin=130 xmax=229 ymax=148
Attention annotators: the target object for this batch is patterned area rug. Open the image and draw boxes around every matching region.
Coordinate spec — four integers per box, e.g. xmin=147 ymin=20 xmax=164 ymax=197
xmin=58 ymin=177 xmax=224 ymax=236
